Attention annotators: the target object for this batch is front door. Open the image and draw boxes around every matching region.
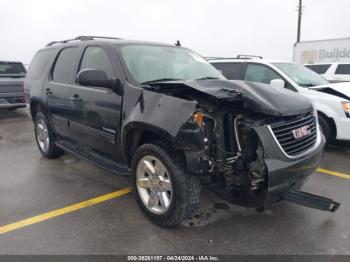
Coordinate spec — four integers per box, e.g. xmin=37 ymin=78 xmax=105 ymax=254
xmin=67 ymin=45 xmax=123 ymax=162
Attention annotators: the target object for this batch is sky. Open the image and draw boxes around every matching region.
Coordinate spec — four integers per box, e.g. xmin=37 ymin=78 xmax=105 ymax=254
xmin=1 ymin=0 xmax=349 ymax=64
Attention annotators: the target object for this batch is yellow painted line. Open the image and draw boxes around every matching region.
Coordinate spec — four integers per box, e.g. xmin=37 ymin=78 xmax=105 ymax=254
xmin=317 ymin=168 xmax=350 ymax=180
xmin=0 ymin=187 xmax=132 ymax=235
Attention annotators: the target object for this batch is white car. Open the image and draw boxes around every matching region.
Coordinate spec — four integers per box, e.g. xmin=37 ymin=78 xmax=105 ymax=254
xmin=209 ymin=56 xmax=350 ymax=142
xmin=304 ymin=62 xmax=350 ymax=83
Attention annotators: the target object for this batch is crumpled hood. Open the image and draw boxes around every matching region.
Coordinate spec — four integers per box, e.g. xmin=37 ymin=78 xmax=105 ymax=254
xmin=309 ymin=82 xmax=350 ymax=99
xmin=182 ymin=80 xmax=313 ymax=116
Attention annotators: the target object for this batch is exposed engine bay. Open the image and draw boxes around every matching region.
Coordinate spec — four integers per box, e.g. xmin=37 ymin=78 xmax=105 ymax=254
xmin=137 ymin=79 xmax=338 ymax=211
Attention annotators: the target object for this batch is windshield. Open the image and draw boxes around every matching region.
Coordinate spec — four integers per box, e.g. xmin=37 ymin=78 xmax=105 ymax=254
xmin=0 ymin=62 xmax=26 ymax=76
xmin=119 ymin=45 xmax=224 ymax=84
xmin=273 ymin=62 xmax=328 ymax=87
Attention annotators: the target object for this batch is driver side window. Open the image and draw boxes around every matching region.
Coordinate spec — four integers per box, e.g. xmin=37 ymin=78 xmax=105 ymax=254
xmin=79 ymin=46 xmax=114 ymax=78
xmin=245 ymin=64 xmax=281 ymax=84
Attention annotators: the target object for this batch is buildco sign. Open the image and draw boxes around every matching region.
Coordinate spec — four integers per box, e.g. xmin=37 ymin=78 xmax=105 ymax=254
xmin=319 ymin=48 xmax=350 ymax=61
xmin=301 ymin=48 xmax=350 ymax=63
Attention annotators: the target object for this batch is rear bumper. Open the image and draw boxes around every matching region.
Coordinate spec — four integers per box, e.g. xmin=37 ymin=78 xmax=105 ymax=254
xmin=0 ymin=92 xmax=25 ymax=109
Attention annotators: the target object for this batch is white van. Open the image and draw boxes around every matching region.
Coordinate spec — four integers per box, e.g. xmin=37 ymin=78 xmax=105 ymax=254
xmin=304 ymin=63 xmax=350 ymax=82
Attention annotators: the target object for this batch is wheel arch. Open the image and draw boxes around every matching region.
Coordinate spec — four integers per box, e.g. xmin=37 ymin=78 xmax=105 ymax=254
xmin=121 ymin=122 xmax=175 ymax=167
xmin=30 ymin=98 xmax=47 ymax=121
xmin=317 ymin=110 xmax=337 ymax=139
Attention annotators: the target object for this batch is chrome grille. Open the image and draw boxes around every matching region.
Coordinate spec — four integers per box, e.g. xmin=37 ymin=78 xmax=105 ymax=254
xmin=270 ymin=113 xmax=317 ymax=157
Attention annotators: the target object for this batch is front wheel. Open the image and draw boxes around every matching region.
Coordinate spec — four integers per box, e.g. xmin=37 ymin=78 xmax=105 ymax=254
xmin=131 ymin=143 xmax=201 ymax=227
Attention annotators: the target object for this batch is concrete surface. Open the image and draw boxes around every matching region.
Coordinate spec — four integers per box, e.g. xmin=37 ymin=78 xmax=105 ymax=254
xmin=0 ymin=109 xmax=349 ymax=255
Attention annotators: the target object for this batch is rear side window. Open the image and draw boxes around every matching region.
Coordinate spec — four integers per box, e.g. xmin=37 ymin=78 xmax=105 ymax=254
xmin=335 ymin=64 xmax=350 ymax=75
xmin=305 ymin=64 xmax=331 ymax=74
xmin=245 ymin=64 xmax=281 ymax=84
xmin=211 ymin=62 xmax=243 ymax=80
xmin=52 ymin=47 xmax=79 ymax=84
xmin=27 ymin=50 xmax=54 ymax=79
xmin=0 ymin=62 xmax=26 ymax=75
xmin=79 ymin=47 xmax=114 ymax=78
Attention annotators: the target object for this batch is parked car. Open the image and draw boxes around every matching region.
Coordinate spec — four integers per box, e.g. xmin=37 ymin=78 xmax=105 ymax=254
xmin=209 ymin=56 xmax=350 ymax=143
xmin=304 ymin=62 xmax=350 ymax=82
xmin=25 ymin=37 xmax=338 ymax=227
xmin=0 ymin=61 xmax=26 ymax=110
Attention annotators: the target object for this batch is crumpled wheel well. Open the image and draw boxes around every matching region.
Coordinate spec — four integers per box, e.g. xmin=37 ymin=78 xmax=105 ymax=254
xmin=124 ymin=127 xmax=173 ymax=166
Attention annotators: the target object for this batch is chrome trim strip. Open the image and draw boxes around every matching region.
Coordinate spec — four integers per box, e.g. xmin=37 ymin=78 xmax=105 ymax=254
xmin=267 ymin=120 xmax=322 ymax=160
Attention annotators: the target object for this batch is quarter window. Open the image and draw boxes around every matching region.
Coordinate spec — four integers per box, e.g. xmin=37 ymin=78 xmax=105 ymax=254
xmin=52 ymin=47 xmax=79 ymax=84
xmin=245 ymin=64 xmax=281 ymax=84
xmin=335 ymin=64 xmax=350 ymax=75
xmin=79 ymin=47 xmax=114 ymax=78
xmin=27 ymin=50 xmax=54 ymax=79
xmin=211 ymin=63 xmax=244 ymax=80
xmin=305 ymin=64 xmax=331 ymax=74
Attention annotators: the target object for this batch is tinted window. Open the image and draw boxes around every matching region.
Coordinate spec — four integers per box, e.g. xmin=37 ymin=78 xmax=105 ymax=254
xmin=335 ymin=64 xmax=350 ymax=75
xmin=245 ymin=64 xmax=281 ymax=84
xmin=211 ymin=62 xmax=243 ymax=80
xmin=0 ymin=62 xmax=26 ymax=75
xmin=52 ymin=47 xmax=79 ymax=84
xmin=79 ymin=47 xmax=114 ymax=78
xmin=27 ymin=50 xmax=54 ymax=79
xmin=305 ymin=64 xmax=331 ymax=74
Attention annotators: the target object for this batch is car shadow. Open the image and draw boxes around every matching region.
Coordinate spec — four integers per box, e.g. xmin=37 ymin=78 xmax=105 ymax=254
xmin=0 ymin=108 xmax=27 ymax=122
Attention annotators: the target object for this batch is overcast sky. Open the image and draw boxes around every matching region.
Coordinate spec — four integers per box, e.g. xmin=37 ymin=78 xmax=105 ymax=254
xmin=1 ymin=0 xmax=349 ymax=64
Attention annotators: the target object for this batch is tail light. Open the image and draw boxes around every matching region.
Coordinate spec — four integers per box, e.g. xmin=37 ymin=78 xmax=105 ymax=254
xmin=22 ymin=80 xmax=26 ymax=102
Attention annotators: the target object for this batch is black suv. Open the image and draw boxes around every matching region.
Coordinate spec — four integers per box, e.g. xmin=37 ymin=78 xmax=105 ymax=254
xmin=25 ymin=36 xmax=338 ymax=227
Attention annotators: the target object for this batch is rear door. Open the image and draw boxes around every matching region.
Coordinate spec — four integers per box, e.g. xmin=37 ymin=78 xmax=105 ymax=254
xmin=67 ymin=45 xmax=123 ymax=162
xmin=46 ymin=46 xmax=80 ymax=144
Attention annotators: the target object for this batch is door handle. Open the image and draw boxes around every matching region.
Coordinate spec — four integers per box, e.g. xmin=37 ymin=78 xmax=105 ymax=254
xmin=69 ymin=94 xmax=82 ymax=103
xmin=45 ymin=88 xmax=53 ymax=95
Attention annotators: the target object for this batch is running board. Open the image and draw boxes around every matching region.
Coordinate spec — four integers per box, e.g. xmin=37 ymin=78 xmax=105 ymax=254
xmin=282 ymin=190 xmax=340 ymax=212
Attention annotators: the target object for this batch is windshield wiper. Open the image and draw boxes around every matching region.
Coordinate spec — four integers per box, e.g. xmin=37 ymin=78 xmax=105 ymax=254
xmin=299 ymin=83 xmax=318 ymax=87
xmin=141 ymin=78 xmax=183 ymax=85
xmin=196 ymin=77 xmax=220 ymax=80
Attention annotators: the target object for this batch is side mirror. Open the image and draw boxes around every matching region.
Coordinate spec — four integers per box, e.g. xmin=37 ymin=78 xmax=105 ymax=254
xmin=77 ymin=69 xmax=114 ymax=89
xmin=270 ymin=79 xmax=285 ymax=89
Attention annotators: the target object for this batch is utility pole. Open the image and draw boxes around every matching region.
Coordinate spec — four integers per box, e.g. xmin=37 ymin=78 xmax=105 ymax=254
xmin=296 ymin=0 xmax=303 ymax=43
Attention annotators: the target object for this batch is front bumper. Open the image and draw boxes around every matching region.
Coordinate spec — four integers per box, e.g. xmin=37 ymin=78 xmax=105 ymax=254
xmin=335 ymin=117 xmax=350 ymax=140
xmin=254 ymin=125 xmax=325 ymax=208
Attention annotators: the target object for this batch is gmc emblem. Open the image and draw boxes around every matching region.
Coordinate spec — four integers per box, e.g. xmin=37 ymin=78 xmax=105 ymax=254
xmin=292 ymin=125 xmax=311 ymax=139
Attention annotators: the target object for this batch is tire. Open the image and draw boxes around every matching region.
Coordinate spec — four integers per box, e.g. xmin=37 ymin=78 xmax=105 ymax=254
xmin=318 ymin=115 xmax=332 ymax=143
xmin=131 ymin=143 xmax=201 ymax=227
xmin=34 ymin=112 xmax=64 ymax=158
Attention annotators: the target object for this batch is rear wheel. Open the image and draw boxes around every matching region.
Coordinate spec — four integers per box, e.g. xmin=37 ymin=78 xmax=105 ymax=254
xmin=131 ymin=143 xmax=200 ymax=227
xmin=34 ymin=112 xmax=64 ymax=158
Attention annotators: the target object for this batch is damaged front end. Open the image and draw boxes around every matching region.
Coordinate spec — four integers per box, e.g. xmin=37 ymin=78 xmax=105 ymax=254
xmin=124 ymin=79 xmax=339 ymax=212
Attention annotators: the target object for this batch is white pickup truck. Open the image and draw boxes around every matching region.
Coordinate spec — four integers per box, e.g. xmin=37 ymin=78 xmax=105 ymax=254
xmin=0 ymin=61 xmax=26 ymax=110
xmin=209 ymin=57 xmax=350 ymax=142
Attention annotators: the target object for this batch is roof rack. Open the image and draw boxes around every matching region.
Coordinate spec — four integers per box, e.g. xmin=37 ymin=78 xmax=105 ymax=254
xmin=205 ymin=55 xmax=263 ymax=61
xmin=236 ymin=54 xmax=263 ymax=59
xmin=205 ymin=57 xmax=237 ymax=60
xmin=46 ymin=36 xmax=123 ymax=47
